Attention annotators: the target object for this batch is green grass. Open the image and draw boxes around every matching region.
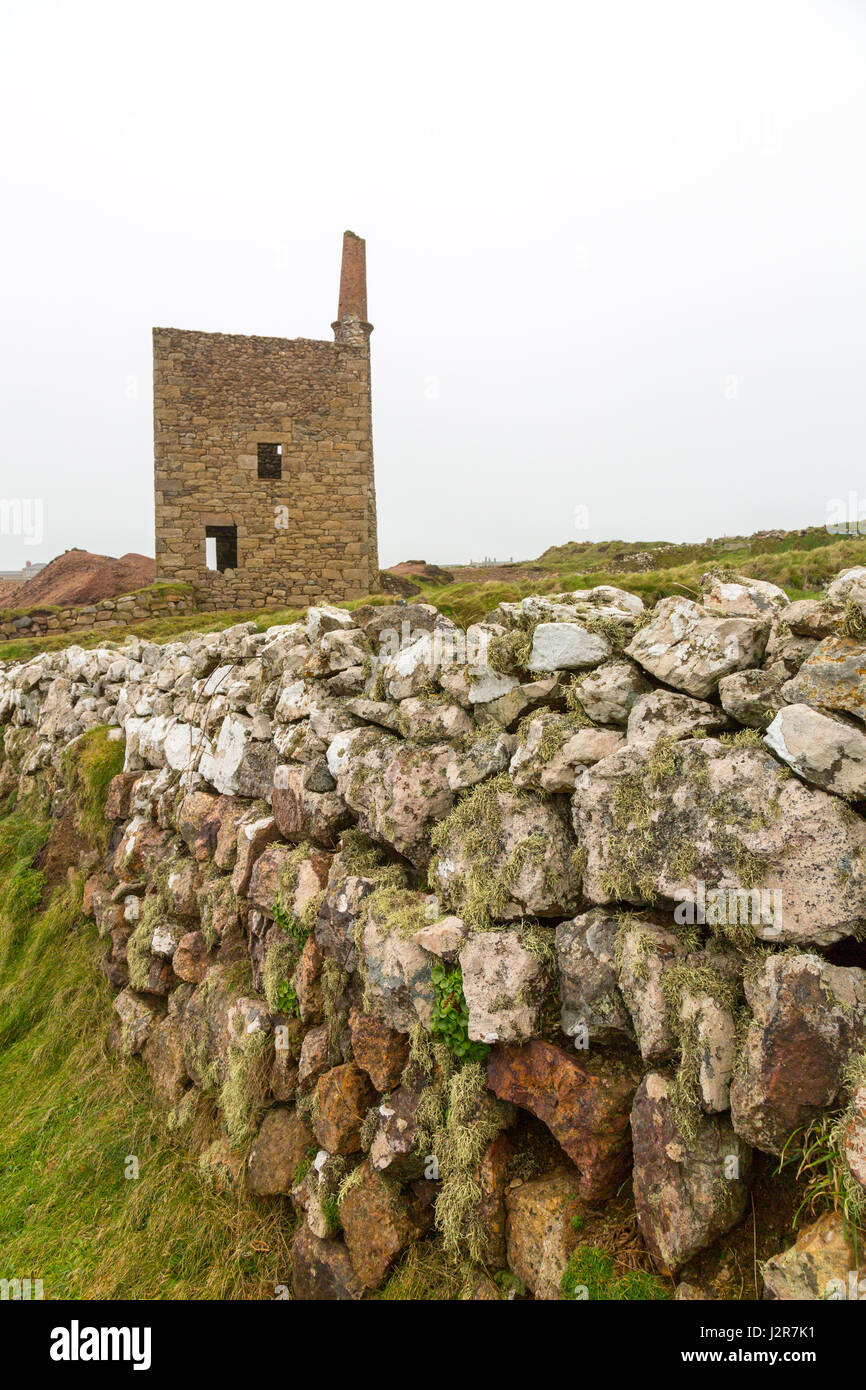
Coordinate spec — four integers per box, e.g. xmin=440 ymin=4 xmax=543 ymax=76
xmin=560 ymin=1244 xmax=671 ymax=1301
xmin=62 ymin=728 xmax=125 ymax=848
xmin=0 ymin=805 xmax=51 ymax=967
xmin=4 ymin=525 xmax=864 ymax=662
xmin=0 ymin=779 xmax=295 ymax=1299
xmin=417 ymin=532 xmax=866 ymax=626
xmin=777 ymin=1110 xmax=865 ymax=1241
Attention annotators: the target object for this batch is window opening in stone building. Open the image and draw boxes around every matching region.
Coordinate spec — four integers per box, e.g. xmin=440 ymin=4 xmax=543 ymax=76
xmin=205 ymin=525 xmax=238 ymax=572
xmin=257 ymin=442 xmax=282 ymax=479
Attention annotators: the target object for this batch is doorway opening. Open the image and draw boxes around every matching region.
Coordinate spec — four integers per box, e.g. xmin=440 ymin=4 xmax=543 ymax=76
xmin=205 ymin=524 xmax=238 ymax=572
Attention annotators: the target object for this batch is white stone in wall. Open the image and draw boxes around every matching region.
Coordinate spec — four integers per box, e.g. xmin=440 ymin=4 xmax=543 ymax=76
xmin=306 ymin=605 xmax=354 ymax=642
xmin=198 ymin=714 xmax=251 ymax=794
xmin=528 ymin=622 xmax=611 ymax=673
xmin=765 ymin=703 xmax=866 ymax=799
xmin=164 ymin=720 xmax=211 ymax=772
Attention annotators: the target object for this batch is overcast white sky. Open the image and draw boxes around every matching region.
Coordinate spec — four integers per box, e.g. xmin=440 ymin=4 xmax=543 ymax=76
xmin=1 ymin=0 xmax=865 ymax=571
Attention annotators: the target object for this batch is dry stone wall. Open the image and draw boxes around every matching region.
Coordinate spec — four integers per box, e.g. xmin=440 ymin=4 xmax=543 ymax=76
xmin=4 ymin=564 xmax=866 ymax=1299
xmin=0 ymin=586 xmax=195 ymax=642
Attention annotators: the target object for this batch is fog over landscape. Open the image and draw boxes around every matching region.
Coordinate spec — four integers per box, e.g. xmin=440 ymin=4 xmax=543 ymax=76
xmin=1 ymin=0 xmax=865 ymax=570
xmin=7 ymin=1 xmax=866 ymax=1330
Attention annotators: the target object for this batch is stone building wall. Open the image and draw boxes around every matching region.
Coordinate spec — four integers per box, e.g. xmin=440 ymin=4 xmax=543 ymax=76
xmin=153 ymin=232 xmax=378 ymax=611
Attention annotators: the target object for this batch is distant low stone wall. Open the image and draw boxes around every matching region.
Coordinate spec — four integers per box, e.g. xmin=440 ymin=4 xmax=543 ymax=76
xmin=0 ymin=586 xmax=195 ymax=642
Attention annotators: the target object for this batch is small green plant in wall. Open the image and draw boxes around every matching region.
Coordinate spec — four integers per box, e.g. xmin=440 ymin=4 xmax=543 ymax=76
xmin=272 ymin=895 xmax=309 ymax=950
xmin=429 ymin=963 xmax=488 ymax=1064
xmin=274 ymin=978 xmax=299 ymax=1017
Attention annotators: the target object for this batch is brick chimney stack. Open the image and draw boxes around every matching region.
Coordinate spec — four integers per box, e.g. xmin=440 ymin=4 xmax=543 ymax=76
xmin=333 ymin=230 xmax=372 ymax=345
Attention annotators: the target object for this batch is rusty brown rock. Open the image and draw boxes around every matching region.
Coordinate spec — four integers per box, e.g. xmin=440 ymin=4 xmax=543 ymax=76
xmin=348 ymin=1006 xmax=409 ymax=1091
xmin=165 ymin=859 xmax=199 ymax=918
xmin=505 ymin=1169 xmax=582 ymax=1299
xmin=112 ymin=819 xmax=172 ymax=880
xmin=631 ymin=1072 xmax=751 ymax=1274
xmin=298 ymin=1024 xmax=337 ymax=1092
xmin=82 ymin=872 xmax=109 ymax=920
xmin=314 ymin=862 xmax=377 ymax=971
xmin=313 ymin=1063 xmax=376 ymax=1155
xmin=99 ymin=901 xmax=127 ymax=938
xmin=369 ymin=1085 xmax=427 ymax=1180
xmin=99 ymin=922 xmax=134 ymax=989
xmin=246 ymin=1106 xmax=313 ymax=1196
xmin=247 ymin=844 xmax=297 ymax=914
xmin=230 ymin=814 xmax=281 ymax=897
xmin=339 ymin=1159 xmax=427 ymax=1288
xmin=730 ymin=954 xmax=866 ymax=1155
xmin=271 ymin=1019 xmax=302 ymax=1101
xmin=273 ymin=764 xmax=352 ymax=848
xmin=176 ymin=791 xmax=223 ymax=861
xmin=291 ymin=1226 xmax=364 ymax=1301
xmin=762 ymin=1212 xmax=863 ymax=1300
xmin=476 ymin=1130 xmax=513 ymax=1268
xmin=172 ymin=930 xmax=211 ymax=984
xmin=136 ymin=954 xmax=176 ymax=997
xmin=104 ymin=772 xmax=139 ymax=821
xmin=212 ymin=797 xmax=250 ymax=870
xmin=290 ymin=847 xmax=332 ymax=914
xmin=486 ymin=1039 xmax=640 ymax=1199
xmin=295 ymin=935 xmax=325 ymax=1025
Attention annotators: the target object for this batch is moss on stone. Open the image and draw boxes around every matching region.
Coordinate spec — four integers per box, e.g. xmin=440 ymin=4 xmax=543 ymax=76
xmin=562 ymin=674 xmax=595 ymax=722
xmin=60 ymin=725 xmax=125 ymax=850
xmin=321 ymin=955 xmax=350 ymax=1054
xmin=487 ymin=627 xmax=533 ymax=675
xmin=340 ymin=828 xmax=386 ymax=875
xmin=261 ymin=936 xmax=298 ymax=1014
xmin=125 ymin=894 xmax=166 ymax=993
xmin=429 ymin=773 xmax=552 ymax=929
xmin=581 ymin=612 xmax=633 ymax=655
xmin=374 ymin=1242 xmax=478 ymax=1300
xmin=516 ymin=709 xmax=592 ymax=758
xmin=599 ymin=737 xmax=773 ymax=910
xmin=613 ymin=915 xmax=657 ymax=983
xmin=427 ymin=1061 xmax=511 ymax=1264
xmin=720 ymin=728 xmax=765 ymax=750
xmin=219 ymin=1030 xmax=271 ymax=1148
xmin=840 ymin=598 xmax=866 ymax=642
xmin=661 ymin=961 xmax=741 ymax=1144
xmin=361 ymin=883 xmax=434 ymax=941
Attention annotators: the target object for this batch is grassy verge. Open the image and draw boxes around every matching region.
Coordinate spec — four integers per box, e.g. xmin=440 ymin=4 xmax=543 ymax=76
xmin=417 ymin=533 xmax=866 ymax=626
xmin=11 ymin=528 xmax=866 ymax=663
xmin=3 ymin=529 xmax=865 ymax=662
xmin=0 ymin=738 xmax=294 ymax=1300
